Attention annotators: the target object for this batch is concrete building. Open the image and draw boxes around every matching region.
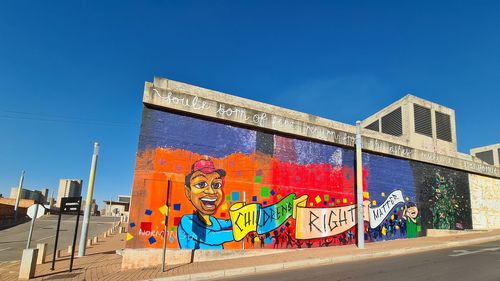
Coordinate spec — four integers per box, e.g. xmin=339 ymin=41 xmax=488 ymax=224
xmin=122 ymin=77 xmax=499 ymax=270
xmin=103 ymin=195 xmax=130 ymax=221
xmin=81 ymin=199 xmax=99 ymax=216
xmin=9 ymin=187 xmax=48 ymax=204
xmin=360 ymin=94 xmax=457 ymax=156
xmin=470 ymin=143 xmax=500 ymax=167
xmin=56 ymin=179 xmax=82 ymax=207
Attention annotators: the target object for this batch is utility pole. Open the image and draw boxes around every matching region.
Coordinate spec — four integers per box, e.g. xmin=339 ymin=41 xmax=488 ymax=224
xmin=356 ymin=121 xmax=365 ymax=249
xmin=78 ymin=142 xmax=99 ymax=257
xmin=13 ymin=170 xmax=25 ymax=223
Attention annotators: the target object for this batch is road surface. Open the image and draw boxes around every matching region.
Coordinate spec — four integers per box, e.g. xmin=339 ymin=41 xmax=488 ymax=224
xmin=218 ymin=240 xmax=500 ymax=281
xmin=0 ymin=215 xmax=117 ymax=262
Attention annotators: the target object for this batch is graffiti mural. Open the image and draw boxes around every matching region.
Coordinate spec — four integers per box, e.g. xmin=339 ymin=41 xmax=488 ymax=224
xmin=363 ymin=153 xmax=421 ymax=241
xmin=411 ymin=162 xmax=472 ymax=232
xmin=126 ymin=107 xmax=473 ymax=250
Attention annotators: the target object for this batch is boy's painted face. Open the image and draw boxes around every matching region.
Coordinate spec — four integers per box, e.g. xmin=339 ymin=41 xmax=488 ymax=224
xmin=406 ymin=206 xmax=419 ymax=219
xmin=185 ymin=171 xmax=224 ymax=215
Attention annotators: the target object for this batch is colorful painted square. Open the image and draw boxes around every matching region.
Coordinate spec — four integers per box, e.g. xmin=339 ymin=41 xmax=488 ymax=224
xmin=173 ymin=204 xmax=181 ymax=211
xmin=231 ymin=192 xmax=240 ymax=201
xmin=140 ymin=222 xmax=152 ymax=232
xmin=261 ymin=186 xmax=270 ymax=197
xmin=148 ymin=236 xmax=156 ymax=245
xmin=129 ymin=222 xmax=136 ymax=228
xmin=173 ymin=217 xmax=181 ymax=226
xmin=158 ymin=205 xmax=167 ymax=215
xmin=254 ymin=176 xmax=262 ymax=183
xmin=226 ymin=195 xmax=231 ymax=201
xmin=252 ymin=196 xmax=258 ymax=202
xmin=145 ymin=209 xmax=152 ymax=216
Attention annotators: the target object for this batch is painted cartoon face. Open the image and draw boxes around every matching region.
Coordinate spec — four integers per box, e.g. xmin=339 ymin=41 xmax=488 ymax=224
xmin=185 ymin=171 xmax=224 ymax=215
xmin=406 ymin=206 xmax=419 ymax=219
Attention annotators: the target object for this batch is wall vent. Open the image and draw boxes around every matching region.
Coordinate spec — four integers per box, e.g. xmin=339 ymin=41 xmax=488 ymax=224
xmin=381 ymin=107 xmax=403 ymax=136
xmin=413 ymin=104 xmax=432 ymax=137
xmin=365 ymin=120 xmax=380 ymax=132
xmin=475 ymin=150 xmax=494 ymax=165
xmin=435 ymin=111 xmax=452 ymax=142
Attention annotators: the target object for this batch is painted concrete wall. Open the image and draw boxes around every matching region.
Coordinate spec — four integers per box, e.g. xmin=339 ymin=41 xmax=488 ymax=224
xmin=126 ymin=107 xmax=480 ymax=251
xmin=469 ymin=174 xmax=500 ymax=229
xmin=411 ymin=162 xmax=472 ymax=232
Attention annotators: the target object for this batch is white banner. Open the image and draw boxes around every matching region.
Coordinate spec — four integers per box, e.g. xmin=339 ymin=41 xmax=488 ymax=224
xmin=368 ymin=190 xmax=405 ymax=228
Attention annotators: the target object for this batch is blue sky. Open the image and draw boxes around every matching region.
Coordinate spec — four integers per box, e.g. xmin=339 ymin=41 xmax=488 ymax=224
xmin=1 ymin=1 xmax=499 ymax=208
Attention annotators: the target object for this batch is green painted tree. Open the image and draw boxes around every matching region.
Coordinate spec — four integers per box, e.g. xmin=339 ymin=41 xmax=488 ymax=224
xmin=431 ymin=174 xmax=457 ymax=229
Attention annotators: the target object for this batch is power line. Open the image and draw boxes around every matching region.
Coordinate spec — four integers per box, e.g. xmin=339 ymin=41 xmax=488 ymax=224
xmin=0 ymin=109 xmax=139 ymax=128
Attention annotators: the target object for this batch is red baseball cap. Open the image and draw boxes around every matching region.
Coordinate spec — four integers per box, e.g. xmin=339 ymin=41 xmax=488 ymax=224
xmin=185 ymin=159 xmax=226 ymax=186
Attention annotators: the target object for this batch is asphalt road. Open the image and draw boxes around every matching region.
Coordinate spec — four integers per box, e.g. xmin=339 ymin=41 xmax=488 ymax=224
xmin=0 ymin=215 xmax=117 ymax=262
xmin=218 ymin=240 xmax=500 ymax=281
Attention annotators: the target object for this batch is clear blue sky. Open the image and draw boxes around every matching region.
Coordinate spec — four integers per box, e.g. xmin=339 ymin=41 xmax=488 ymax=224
xmin=1 ymin=1 xmax=499 ymax=209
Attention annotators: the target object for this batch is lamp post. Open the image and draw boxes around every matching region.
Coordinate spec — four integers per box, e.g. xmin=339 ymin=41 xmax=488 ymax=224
xmin=13 ymin=170 xmax=25 ymax=222
xmin=78 ymin=142 xmax=99 ymax=257
xmin=356 ymin=121 xmax=365 ymax=249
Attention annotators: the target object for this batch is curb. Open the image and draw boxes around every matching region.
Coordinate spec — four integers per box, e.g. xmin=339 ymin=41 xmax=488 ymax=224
xmin=150 ymin=234 xmax=500 ymax=281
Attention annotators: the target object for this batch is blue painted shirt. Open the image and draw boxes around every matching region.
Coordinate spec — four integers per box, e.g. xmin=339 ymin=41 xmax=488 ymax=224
xmin=177 ymin=214 xmax=234 ymax=249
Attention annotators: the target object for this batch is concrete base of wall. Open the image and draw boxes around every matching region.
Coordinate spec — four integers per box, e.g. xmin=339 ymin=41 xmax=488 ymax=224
xmin=426 ymin=229 xmax=489 ymax=237
xmin=121 ymin=248 xmax=292 ymax=270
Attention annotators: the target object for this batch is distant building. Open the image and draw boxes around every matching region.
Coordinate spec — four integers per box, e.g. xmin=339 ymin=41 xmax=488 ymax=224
xmin=9 ymin=187 xmax=48 ymax=204
xmin=81 ymin=199 xmax=99 ymax=216
xmin=103 ymin=195 xmax=130 ymax=221
xmin=117 ymin=195 xmax=131 ymax=204
xmin=40 ymin=188 xmax=49 ymax=201
xmin=57 ymin=179 xmax=83 ymax=207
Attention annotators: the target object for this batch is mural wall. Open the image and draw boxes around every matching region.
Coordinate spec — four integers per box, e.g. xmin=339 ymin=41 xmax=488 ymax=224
xmin=126 ymin=106 xmax=474 ymax=250
xmin=411 ymin=162 xmax=472 ymax=232
xmin=469 ymin=174 xmax=500 ymax=229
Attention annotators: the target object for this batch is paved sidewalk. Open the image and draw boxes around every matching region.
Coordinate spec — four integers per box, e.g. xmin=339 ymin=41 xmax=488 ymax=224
xmin=0 ymin=228 xmax=125 ymax=281
xmin=1 ymin=229 xmax=500 ymax=281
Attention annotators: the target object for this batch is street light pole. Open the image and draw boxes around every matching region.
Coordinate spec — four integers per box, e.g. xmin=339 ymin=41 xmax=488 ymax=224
xmin=356 ymin=121 xmax=365 ymax=249
xmin=78 ymin=142 xmax=100 ymax=257
xmin=13 ymin=170 xmax=25 ymax=223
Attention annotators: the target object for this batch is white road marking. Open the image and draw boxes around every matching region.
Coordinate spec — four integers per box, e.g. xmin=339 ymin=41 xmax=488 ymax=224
xmin=450 ymin=247 xmax=500 ymax=257
xmin=36 ymin=235 xmax=56 ymax=242
xmin=0 ymin=247 xmax=12 ymax=252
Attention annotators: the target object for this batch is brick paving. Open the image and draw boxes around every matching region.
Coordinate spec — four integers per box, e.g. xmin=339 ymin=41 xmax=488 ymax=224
xmin=1 ymin=228 xmax=500 ymax=281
